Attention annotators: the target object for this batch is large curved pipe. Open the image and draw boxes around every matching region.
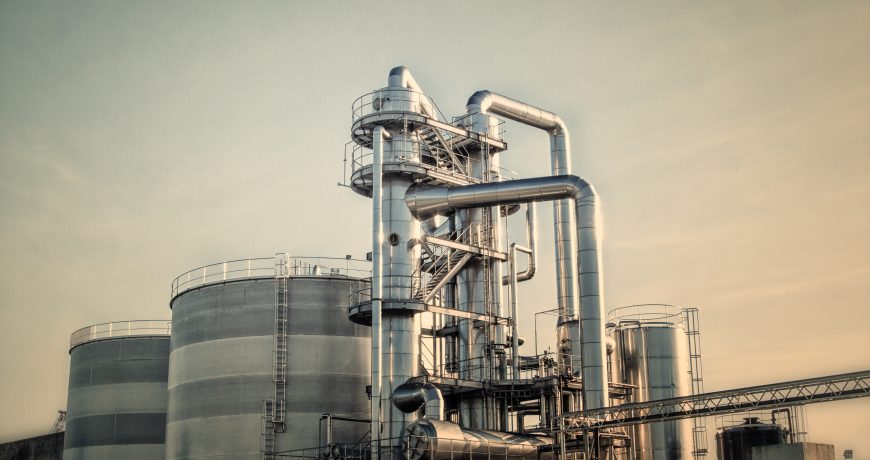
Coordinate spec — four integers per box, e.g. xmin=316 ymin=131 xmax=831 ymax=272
xmin=466 ymin=92 xmax=576 ymax=321
xmin=388 ymin=66 xmax=423 ymax=92
xmin=405 ymin=175 xmax=609 ymax=410
xmin=388 ymin=66 xmax=437 ymax=120
xmin=392 ymin=382 xmax=444 ymax=421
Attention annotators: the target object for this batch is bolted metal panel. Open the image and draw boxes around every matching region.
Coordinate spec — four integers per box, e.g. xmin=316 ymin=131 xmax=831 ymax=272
xmin=63 ymin=335 xmax=170 ymax=460
xmin=166 ymin=276 xmax=371 ymax=459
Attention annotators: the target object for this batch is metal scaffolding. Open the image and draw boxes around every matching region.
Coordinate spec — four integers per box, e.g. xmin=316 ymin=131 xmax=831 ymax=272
xmin=562 ymin=370 xmax=870 ymax=430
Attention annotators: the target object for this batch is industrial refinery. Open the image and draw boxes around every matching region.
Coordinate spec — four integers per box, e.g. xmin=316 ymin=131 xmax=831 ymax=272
xmin=6 ymin=67 xmax=867 ymax=460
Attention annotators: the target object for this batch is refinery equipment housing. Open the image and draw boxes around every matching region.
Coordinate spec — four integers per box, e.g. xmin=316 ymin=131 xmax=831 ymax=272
xmin=53 ymin=67 xmax=869 ymax=460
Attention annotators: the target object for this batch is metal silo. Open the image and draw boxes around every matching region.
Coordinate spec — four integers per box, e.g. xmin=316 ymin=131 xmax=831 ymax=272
xmin=609 ymin=305 xmax=694 ymax=460
xmin=63 ymin=320 xmax=171 ymax=460
xmin=165 ymin=255 xmax=371 ymax=460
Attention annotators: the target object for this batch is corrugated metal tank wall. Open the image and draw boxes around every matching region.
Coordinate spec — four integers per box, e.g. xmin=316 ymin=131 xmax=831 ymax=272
xmin=63 ymin=333 xmax=170 ymax=459
xmin=165 ymin=275 xmax=371 ymax=460
xmin=613 ymin=322 xmax=694 ymax=460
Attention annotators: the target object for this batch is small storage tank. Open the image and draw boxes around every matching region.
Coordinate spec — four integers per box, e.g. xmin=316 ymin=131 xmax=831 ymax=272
xmin=165 ymin=255 xmax=371 ymax=459
xmin=64 ymin=320 xmax=171 ymax=460
xmin=609 ymin=305 xmax=694 ymax=460
xmin=715 ymin=417 xmax=787 ymax=460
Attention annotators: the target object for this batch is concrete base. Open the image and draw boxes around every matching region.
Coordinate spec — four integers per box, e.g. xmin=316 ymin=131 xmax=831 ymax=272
xmin=752 ymin=442 xmax=835 ymax=460
xmin=0 ymin=432 xmax=64 ymax=460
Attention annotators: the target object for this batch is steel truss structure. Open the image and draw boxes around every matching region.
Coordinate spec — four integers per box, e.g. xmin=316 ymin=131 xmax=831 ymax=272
xmin=562 ymin=370 xmax=870 ymax=430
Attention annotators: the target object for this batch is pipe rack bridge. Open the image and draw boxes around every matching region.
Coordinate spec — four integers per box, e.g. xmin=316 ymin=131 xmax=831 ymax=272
xmin=562 ymin=370 xmax=870 ymax=430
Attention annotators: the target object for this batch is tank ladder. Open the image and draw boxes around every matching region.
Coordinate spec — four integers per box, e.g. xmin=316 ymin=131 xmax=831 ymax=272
xmin=682 ymin=307 xmax=708 ymax=458
xmin=263 ymin=254 xmax=290 ymax=459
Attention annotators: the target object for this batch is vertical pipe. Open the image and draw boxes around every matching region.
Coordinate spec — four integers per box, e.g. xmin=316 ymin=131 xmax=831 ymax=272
xmin=371 ymin=126 xmax=388 ymax=459
xmin=574 ymin=192 xmax=608 ymax=410
xmin=509 ymin=243 xmax=519 ymax=379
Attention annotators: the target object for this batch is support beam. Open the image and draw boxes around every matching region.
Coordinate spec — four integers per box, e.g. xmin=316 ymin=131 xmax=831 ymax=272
xmin=562 ymin=370 xmax=870 ymax=430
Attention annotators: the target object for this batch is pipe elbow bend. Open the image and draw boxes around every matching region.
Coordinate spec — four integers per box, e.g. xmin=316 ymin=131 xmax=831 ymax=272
xmin=466 ymin=90 xmax=493 ymax=113
xmin=568 ymin=176 xmax=596 ymax=200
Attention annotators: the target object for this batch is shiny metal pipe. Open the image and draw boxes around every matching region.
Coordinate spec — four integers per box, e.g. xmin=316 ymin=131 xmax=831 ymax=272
xmin=371 ymin=126 xmax=389 ymax=457
xmin=466 ymin=91 xmax=577 ymax=323
xmin=392 ymin=382 xmax=444 ymax=421
xmin=503 ymin=203 xmax=537 ymax=285
xmin=508 ymin=242 xmax=531 ymax=378
xmin=403 ymin=419 xmax=552 ymax=460
xmin=405 ymin=175 xmax=609 ymax=410
xmin=388 ymin=66 xmax=437 ymax=120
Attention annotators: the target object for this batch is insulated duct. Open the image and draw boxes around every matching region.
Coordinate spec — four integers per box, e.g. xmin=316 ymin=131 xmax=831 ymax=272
xmin=392 ymin=382 xmax=444 ymax=421
xmin=402 ymin=418 xmax=552 ymax=460
xmin=405 ymin=175 xmax=609 ymax=410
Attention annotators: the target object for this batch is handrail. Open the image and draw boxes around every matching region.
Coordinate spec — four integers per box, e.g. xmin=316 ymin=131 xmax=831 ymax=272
xmin=345 ymin=140 xmax=520 ymax=185
xmin=69 ymin=319 xmax=171 ymax=351
xmin=171 ymin=254 xmax=372 ymax=300
xmin=352 ymin=89 xmax=452 ymax=127
xmin=607 ymin=303 xmax=685 ymax=325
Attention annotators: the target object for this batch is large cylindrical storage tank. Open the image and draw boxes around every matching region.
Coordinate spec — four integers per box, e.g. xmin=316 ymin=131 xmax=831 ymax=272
xmin=609 ymin=305 xmax=694 ymax=460
xmin=64 ymin=320 xmax=171 ymax=459
xmin=166 ymin=255 xmax=371 ymax=459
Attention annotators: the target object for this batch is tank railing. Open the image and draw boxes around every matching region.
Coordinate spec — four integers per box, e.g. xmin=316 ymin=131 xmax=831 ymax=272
xmin=172 ymin=255 xmax=372 ymax=299
xmin=607 ymin=303 xmax=684 ymax=326
xmin=280 ymin=435 xmax=541 ymax=460
xmin=352 ymin=88 xmax=450 ymax=125
xmin=714 ymin=406 xmax=808 ymax=439
xmin=344 ymin=140 xmax=520 ymax=189
xmin=69 ymin=319 xmax=172 ymax=350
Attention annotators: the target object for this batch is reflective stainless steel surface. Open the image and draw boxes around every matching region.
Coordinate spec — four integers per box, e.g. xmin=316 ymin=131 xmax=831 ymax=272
xmin=503 ymin=203 xmax=537 ymax=285
xmin=403 ymin=419 xmax=552 ymax=460
xmin=371 ymin=125 xmax=388 ymax=453
xmin=466 ymin=90 xmax=578 ymax=353
xmin=392 ymin=382 xmax=444 ymax=420
xmin=64 ymin=330 xmax=169 ymax=460
xmin=405 ymin=174 xmax=609 ymax=409
xmin=612 ymin=310 xmax=693 ymax=460
xmin=166 ymin=275 xmax=370 ymax=459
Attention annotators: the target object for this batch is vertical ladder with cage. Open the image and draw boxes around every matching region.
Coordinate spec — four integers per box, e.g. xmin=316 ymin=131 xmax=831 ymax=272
xmin=682 ymin=307 xmax=708 ymax=458
xmin=263 ymin=254 xmax=289 ymax=459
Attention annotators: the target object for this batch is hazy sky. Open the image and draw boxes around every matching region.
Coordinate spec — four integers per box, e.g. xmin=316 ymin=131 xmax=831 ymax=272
xmin=1 ymin=0 xmax=868 ymax=455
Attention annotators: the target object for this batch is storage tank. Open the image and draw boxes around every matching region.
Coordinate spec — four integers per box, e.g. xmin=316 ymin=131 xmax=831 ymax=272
xmin=64 ymin=320 xmax=171 ymax=460
xmin=609 ymin=305 xmax=694 ymax=460
xmin=715 ymin=417 xmax=787 ymax=460
xmin=165 ymin=255 xmax=371 ymax=459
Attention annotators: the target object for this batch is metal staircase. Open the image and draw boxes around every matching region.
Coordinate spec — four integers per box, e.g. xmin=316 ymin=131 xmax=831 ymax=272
xmin=413 ymin=249 xmax=471 ymax=303
xmin=417 ymin=124 xmax=468 ymax=177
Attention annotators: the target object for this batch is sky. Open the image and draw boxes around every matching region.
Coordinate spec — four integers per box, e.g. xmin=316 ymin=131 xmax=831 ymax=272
xmin=1 ymin=0 xmax=868 ymax=456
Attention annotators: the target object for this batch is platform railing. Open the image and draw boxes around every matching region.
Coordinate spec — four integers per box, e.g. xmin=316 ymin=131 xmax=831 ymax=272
xmin=69 ymin=319 xmax=171 ymax=350
xmin=607 ymin=303 xmax=684 ymax=326
xmin=171 ymin=255 xmax=371 ymax=300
